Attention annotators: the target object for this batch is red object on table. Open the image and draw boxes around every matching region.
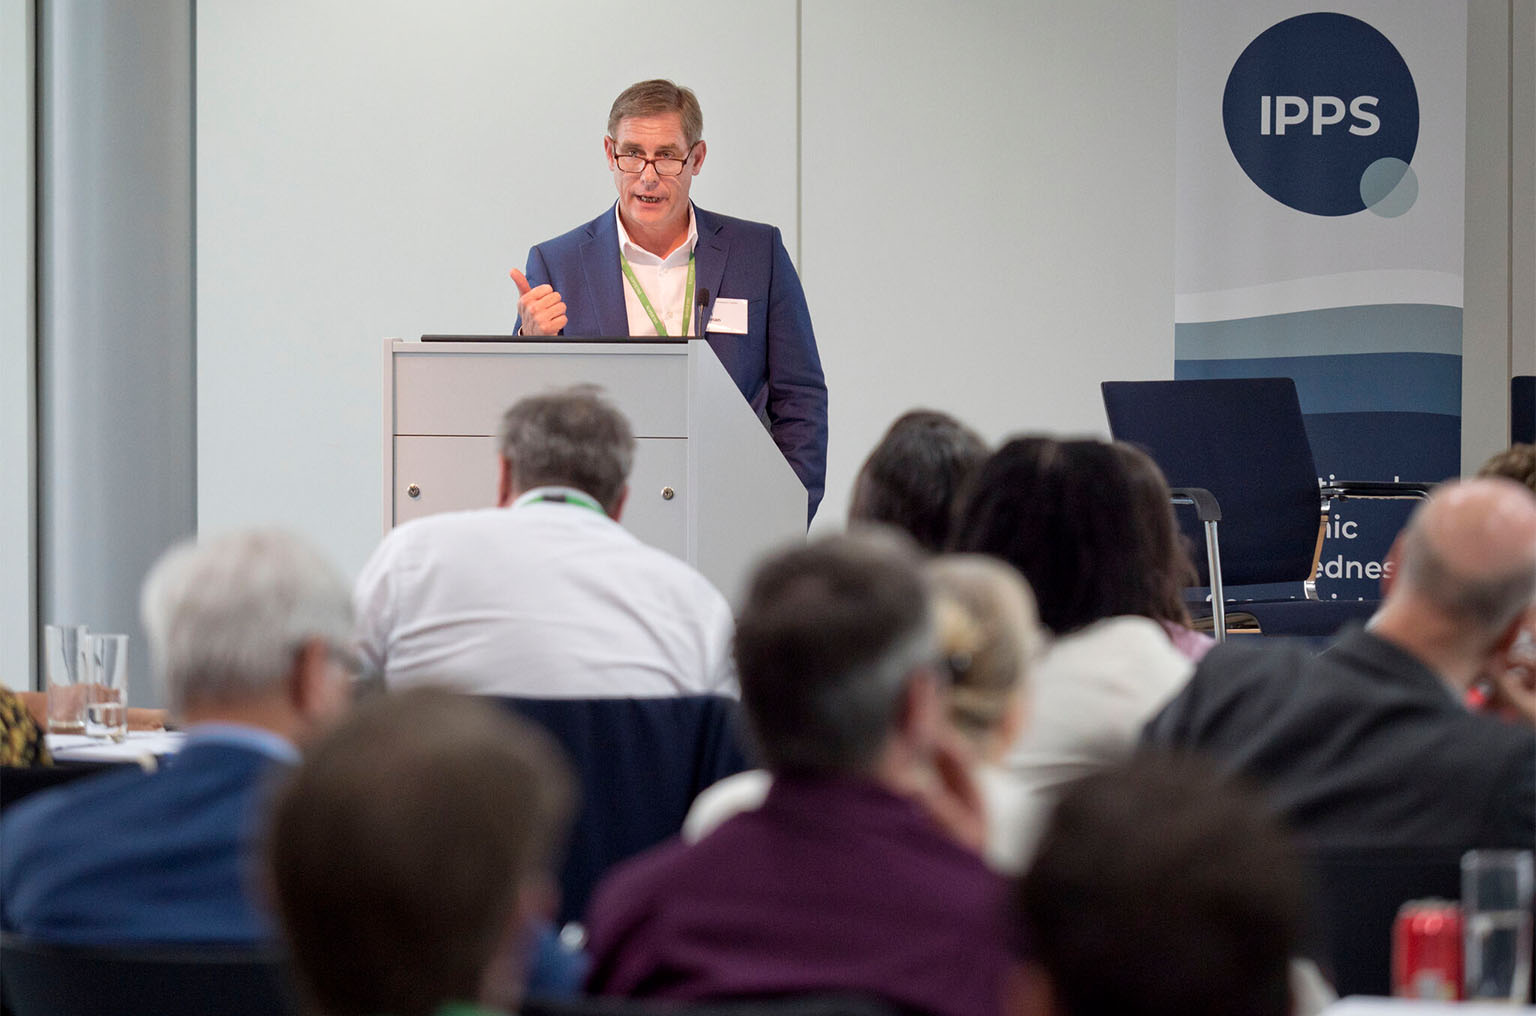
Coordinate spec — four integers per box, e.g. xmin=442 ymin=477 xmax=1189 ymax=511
xmin=1392 ymin=899 xmax=1463 ymax=1000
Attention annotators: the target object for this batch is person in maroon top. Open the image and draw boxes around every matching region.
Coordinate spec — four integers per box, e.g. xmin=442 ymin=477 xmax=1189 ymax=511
xmin=583 ymin=530 xmax=1010 ymax=1016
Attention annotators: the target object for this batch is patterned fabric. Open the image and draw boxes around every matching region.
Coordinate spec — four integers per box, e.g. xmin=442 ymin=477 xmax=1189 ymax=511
xmin=0 ymin=688 xmax=50 ymax=767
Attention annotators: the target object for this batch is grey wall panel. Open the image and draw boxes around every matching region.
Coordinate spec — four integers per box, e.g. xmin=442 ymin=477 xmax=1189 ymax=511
xmin=39 ymin=0 xmax=195 ymax=707
xmin=0 ymin=0 xmax=36 ymax=691
xmin=1465 ymin=1 xmax=1516 ymax=470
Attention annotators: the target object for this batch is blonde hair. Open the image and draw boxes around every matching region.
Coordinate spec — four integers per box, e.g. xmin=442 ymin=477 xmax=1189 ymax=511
xmin=927 ymin=554 xmax=1043 ymax=744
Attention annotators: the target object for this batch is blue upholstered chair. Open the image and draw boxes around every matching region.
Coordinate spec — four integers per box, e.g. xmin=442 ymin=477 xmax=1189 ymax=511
xmin=0 ymin=934 xmax=299 ymax=1016
xmin=524 ymin=994 xmax=906 ymax=1016
xmin=492 ymin=695 xmax=751 ymax=924
xmin=1299 ymin=847 xmax=1464 ymax=999
xmin=1101 ymin=378 xmax=1431 ymax=640
xmin=1513 ymin=375 xmax=1535 ymax=444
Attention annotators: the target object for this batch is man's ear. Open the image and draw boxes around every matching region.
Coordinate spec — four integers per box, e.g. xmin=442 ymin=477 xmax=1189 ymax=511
xmin=497 ymin=457 xmax=515 ymax=507
xmin=607 ymin=484 xmax=630 ymax=522
xmin=1380 ymin=533 xmax=1405 ymax=597
xmin=289 ymin=638 xmax=331 ymax=712
xmin=895 ymin=666 xmax=946 ymax=747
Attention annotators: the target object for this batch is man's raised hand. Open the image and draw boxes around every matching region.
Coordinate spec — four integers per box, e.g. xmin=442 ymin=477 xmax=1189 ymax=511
xmin=511 ymin=268 xmax=568 ymax=336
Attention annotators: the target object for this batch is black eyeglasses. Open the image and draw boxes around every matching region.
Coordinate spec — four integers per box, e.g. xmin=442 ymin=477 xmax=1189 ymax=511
xmin=610 ymin=140 xmax=699 ymax=177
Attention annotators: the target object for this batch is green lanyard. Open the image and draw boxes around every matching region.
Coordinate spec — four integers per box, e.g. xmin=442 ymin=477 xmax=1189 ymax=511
xmin=528 ymin=490 xmax=605 ymax=515
xmin=619 ymin=248 xmax=695 ymax=337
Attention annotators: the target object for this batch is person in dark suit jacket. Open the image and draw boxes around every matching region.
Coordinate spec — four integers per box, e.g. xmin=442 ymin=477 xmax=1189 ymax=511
xmin=0 ymin=529 xmax=355 ymax=943
xmin=512 ymin=79 xmax=827 ymax=520
xmin=1144 ymin=477 xmax=1536 ymax=850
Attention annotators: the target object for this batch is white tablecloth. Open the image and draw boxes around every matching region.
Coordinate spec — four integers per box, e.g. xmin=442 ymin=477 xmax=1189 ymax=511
xmin=46 ymin=730 xmax=186 ymax=764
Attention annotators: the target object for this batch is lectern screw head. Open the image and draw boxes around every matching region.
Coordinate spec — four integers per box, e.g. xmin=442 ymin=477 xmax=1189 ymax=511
xmin=661 ymin=487 xmax=675 ymax=501
xmin=407 ymin=484 xmax=422 ymax=499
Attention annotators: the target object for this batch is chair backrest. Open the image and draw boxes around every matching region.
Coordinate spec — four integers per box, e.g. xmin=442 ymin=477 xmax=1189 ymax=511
xmin=492 ymin=695 xmax=751 ymax=924
xmin=1300 ymin=846 xmax=1464 ymax=999
xmin=0 ymin=762 xmax=119 ymax=814
xmin=524 ymin=993 xmax=906 ymax=1016
xmin=1513 ymin=375 xmax=1535 ymax=444
xmin=1101 ymin=378 xmax=1323 ymax=587
xmin=0 ymin=934 xmax=300 ymax=1016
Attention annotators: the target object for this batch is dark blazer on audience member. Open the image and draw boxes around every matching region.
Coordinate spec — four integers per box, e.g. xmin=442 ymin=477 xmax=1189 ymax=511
xmin=1142 ymin=626 xmax=1536 ymax=849
xmin=0 ymin=739 xmax=288 ymax=943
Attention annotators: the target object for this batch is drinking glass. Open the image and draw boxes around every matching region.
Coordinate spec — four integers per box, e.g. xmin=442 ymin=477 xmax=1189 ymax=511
xmin=1462 ymin=849 xmax=1534 ymax=1002
xmin=43 ymin=623 xmax=88 ymax=735
xmin=82 ymin=633 xmax=129 ymax=743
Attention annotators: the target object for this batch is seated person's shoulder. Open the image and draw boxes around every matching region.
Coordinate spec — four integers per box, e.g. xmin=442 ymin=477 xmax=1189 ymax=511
xmin=1142 ymin=636 xmax=1312 ymax=743
xmin=2 ymin=762 xmax=152 ymax=849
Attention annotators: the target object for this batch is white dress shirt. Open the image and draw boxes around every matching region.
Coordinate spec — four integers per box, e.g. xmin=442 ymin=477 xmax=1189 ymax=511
xmin=353 ymin=487 xmax=736 ymax=698
xmin=616 ymin=204 xmax=698 ymax=337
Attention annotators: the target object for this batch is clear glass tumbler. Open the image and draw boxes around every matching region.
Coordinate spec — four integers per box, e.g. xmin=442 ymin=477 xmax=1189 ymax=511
xmin=82 ymin=633 xmax=129 ymax=742
xmin=43 ymin=623 xmax=89 ymax=735
xmin=1462 ymin=849 xmax=1534 ymax=1002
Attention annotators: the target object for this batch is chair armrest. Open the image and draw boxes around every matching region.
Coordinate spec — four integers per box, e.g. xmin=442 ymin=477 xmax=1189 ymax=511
xmin=1169 ymin=486 xmax=1222 ymax=522
xmin=1319 ymin=480 xmax=1435 ymax=501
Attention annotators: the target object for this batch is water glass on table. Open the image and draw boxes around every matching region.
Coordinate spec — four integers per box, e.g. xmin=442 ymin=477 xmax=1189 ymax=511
xmin=1462 ymin=848 xmax=1534 ymax=1003
xmin=82 ymin=633 xmax=130 ymax=743
xmin=43 ymin=623 xmax=88 ymax=735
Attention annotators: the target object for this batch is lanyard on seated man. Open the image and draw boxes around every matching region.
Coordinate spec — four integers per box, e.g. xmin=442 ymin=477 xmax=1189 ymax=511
xmin=619 ymin=249 xmax=695 ymax=337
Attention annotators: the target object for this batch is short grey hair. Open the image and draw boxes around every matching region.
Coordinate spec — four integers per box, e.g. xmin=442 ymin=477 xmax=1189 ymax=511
xmin=140 ymin=528 xmax=353 ymax=713
xmin=497 ymin=385 xmax=635 ymax=511
xmin=734 ymin=529 xmax=937 ymax=776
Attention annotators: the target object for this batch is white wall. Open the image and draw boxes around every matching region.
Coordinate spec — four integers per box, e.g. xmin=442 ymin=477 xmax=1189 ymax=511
xmin=198 ymin=0 xmax=1179 ymax=567
xmin=801 ymin=2 xmax=1176 ymax=529
xmin=197 ymin=0 xmax=800 ymax=574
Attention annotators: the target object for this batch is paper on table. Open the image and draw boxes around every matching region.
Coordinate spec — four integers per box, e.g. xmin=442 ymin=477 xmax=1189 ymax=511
xmin=47 ymin=730 xmax=186 ymax=765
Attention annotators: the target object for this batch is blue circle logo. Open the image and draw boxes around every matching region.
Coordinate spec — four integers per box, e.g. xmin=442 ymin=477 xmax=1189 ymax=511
xmin=1223 ymin=12 xmax=1419 ymax=217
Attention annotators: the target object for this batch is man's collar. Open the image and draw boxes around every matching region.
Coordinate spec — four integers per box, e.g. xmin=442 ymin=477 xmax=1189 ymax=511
xmin=182 ymin=723 xmax=300 ymax=764
xmin=510 ymin=486 xmax=607 ymax=515
xmin=614 ymin=202 xmax=697 ymax=263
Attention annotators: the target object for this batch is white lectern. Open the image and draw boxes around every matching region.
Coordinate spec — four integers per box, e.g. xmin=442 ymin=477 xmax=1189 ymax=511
xmin=383 ymin=338 xmax=806 ymax=603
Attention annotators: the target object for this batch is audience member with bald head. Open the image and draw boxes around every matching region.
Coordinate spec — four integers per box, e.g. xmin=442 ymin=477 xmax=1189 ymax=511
xmin=1145 ymin=478 xmax=1536 ymax=849
xmin=1474 ymin=445 xmax=1536 ymax=722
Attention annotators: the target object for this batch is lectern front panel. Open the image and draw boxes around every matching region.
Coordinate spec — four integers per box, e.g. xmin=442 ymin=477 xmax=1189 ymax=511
xmin=392 ymin=434 xmax=686 ymax=559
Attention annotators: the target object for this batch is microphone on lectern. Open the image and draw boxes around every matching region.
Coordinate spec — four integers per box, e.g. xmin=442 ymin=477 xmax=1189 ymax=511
xmin=694 ymin=288 xmax=711 ymax=339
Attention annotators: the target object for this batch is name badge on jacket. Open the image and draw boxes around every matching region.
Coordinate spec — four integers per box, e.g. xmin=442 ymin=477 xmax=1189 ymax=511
xmin=706 ymin=298 xmax=749 ymax=335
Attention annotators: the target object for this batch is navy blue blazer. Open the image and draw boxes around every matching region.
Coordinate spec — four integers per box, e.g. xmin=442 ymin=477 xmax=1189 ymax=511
xmin=520 ymin=204 xmax=828 ymax=519
xmin=0 ymin=742 xmax=289 ymax=944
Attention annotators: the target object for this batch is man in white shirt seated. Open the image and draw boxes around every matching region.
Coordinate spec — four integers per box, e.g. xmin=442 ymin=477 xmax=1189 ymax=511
xmin=354 ymin=385 xmax=735 ymax=698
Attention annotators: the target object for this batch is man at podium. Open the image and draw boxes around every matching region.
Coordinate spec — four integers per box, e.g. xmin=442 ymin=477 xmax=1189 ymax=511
xmin=512 ymin=79 xmax=828 ymax=520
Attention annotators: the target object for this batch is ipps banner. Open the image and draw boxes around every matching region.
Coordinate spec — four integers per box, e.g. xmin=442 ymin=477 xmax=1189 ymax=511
xmin=1176 ymin=2 xmax=1466 ymax=600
